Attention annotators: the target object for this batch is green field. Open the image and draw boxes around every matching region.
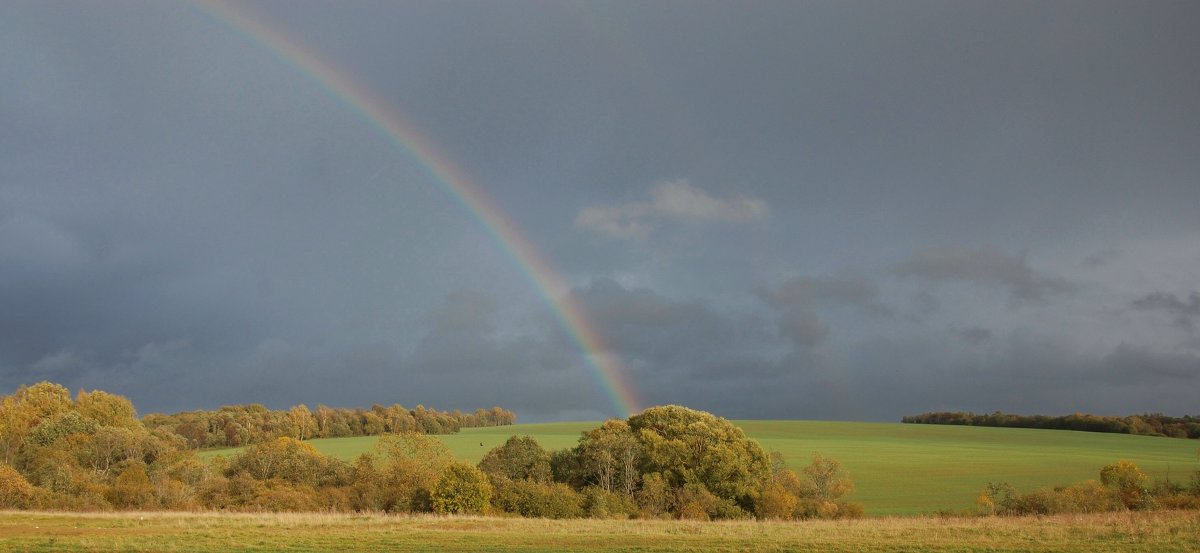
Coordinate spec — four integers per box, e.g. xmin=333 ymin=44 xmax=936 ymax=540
xmin=2 ymin=510 xmax=1197 ymax=552
xmin=201 ymin=421 xmax=1200 ymax=515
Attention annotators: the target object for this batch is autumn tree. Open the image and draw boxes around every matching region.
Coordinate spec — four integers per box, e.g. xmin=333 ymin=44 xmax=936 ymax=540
xmin=372 ymin=433 xmax=455 ymax=512
xmin=794 ymin=453 xmax=860 ymax=518
xmin=287 ymin=405 xmax=317 ymax=441
xmin=1100 ymin=460 xmax=1150 ymax=509
xmin=0 ymin=382 xmax=74 ymax=464
xmin=0 ymin=464 xmax=35 ymax=508
xmin=75 ymin=389 xmax=138 ymax=429
xmin=431 ymin=463 xmax=491 ymax=515
xmin=627 ymin=405 xmax=771 ymax=517
xmin=225 ymin=437 xmax=347 ymax=488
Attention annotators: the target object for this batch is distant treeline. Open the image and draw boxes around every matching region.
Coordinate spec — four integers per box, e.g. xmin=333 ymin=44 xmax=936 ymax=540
xmin=142 ymin=403 xmax=516 ymax=449
xmin=902 ymin=411 xmax=1200 ymax=439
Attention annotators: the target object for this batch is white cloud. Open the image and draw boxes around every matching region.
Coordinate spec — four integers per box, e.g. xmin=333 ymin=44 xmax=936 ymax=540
xmin=649 ymin=180 xmax=768 ymax=222
xmin=575 ymin=180 xmax=768 ymax=239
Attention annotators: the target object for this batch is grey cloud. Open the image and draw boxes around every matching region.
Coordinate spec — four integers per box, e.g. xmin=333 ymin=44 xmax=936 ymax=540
xmin=1082 ymin=248 xmax=1120 ymax=268
xmin=567 ymin=278 xmax=774 ymax=370
xmin=894 ymin=246 xmax=1074 ymax=303
xmin=756 ymin=275 xmax=889 ymax=347
xmin=836 ymin=334 xmax=1200 ymax=419
xmin=1132 ymin=291 xmax=1200 ymax=330
xmin=1101 ymin=344 xmax=1199 ymax=383
xmin=955 ymin=326 xmax=993 ymax=345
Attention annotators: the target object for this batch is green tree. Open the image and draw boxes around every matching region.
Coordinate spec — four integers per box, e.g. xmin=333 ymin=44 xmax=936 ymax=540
xmin=431 ymin=463 xmax=491 ymax=515
xmin=635 ymin=472 xmax=672 ymax=518
xmin=627 ymin=405 xmax=771 ymax=515
xmin=477 ymin=435 xmax=551 ymax=487
xmin=576 ymin=420 xmax=640 ymax=495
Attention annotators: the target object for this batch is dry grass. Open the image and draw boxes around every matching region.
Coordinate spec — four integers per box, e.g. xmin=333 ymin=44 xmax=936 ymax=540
xmin=1 ymin=509 xmax=1198 ymax=552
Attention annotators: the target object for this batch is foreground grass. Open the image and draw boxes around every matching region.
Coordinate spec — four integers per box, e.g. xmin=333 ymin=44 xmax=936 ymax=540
xmin=200 ymin=421 xmax=1200 ymax=515
xmin=1 ymin=510 xmax=1197 ymax=552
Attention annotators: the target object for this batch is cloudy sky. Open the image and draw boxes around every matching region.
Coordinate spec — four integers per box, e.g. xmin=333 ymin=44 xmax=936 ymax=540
xmin=3 ymin=1 xmax=1198 ymax=421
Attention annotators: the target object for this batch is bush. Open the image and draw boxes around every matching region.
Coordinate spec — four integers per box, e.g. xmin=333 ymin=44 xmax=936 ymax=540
xmin=225 ymin=437 xmax=348 ymax=488
xmin=674 ymin=482 xmax=748 ymax=520
xmin=635 ymin=472 xmax=672 ymax=519
xmin=1100 ymin=460 xmax=1150 ymax=509
xmin=1053 ymin=480 xmax=1122 ymax=513
xmin=107 ymin=463 xmax=154 ymax=509
xmin=431 ymin=463 xmax=491 ymax=515
xmin=0 ymin=463 xmax=35 ymax=508
xmin=756 ymin=482 xmax=798 ymax=520
xmin=249 ymin=482 xmax=321 ymax=512
xmin=494 ymin=479 xmax=583 ymax=519
xmin=581 ymin=486 xmax=636 ymax=519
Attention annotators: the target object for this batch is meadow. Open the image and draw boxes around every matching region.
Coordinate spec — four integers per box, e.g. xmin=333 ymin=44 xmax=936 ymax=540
xmin=201 ymin=420 xmax=1200 ymax=515
xmin=2 ymin=509 xmax=1197 ymax=552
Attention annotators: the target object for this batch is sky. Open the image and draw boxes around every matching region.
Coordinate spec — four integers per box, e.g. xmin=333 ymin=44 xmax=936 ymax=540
xmin=2 ymin=0 xmax=1198 ymax=422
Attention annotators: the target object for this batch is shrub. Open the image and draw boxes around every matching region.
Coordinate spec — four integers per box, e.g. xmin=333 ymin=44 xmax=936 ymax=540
xmin=674 ymin=482 xmax=748 ymax=520
xmin=1053 ymin=480 xmax=1121 ymax=513
xmin=0 ymin=463 xmax=35 ymax=508
xmin=250 ymin=482 xmax=321 ymax=512
xmin=582 ymin=486 xmax=637 ymax=519
xmin=431 ymin=463 xmax=491 ymax=515
xmin=225 ymin=437 xmax=348 ymax=488
xmin=107 ymin=463 xmax=154 ymax=509
xmin=1100 ymin=460 xmax=1150 ymax=509
xmin=756 ymin=482 xmax=798 ymax=520
xmin=635 ymin=472 xmax=672 ymax=519
xmin=494 ymin=479 xmax=583 ymax=519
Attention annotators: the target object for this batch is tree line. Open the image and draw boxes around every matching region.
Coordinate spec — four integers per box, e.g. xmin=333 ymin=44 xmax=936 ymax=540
xmin=0 ymin=382 xmax=858 ymax=520
xmin=902 ymin=411 xmax=1200 ymax=439
xmin=143 ymin=403 xmax=516 ymax=449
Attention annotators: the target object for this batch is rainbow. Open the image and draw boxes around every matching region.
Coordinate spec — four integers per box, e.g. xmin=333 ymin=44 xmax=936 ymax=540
xmin=190 ymin=0 xmax=638 ymax=417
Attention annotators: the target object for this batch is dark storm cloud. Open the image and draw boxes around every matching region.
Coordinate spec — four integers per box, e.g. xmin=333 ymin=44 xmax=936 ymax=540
xmin=564 ymin=278 xmax=776 ymax=378
xmin=755 ymin=275 xmax=889 ymax=348
xmin=3 ymin=1 xmax=1199 ymax=421
xmin=1100 ymin=344 xmax=1199 ymax=383
xmin=894 ymin=246 xmax=1074 ymax=303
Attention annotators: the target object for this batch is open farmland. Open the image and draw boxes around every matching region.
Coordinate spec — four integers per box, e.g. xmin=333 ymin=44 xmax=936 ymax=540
xmin=201 ymin=420 xmax=1200 ymax=515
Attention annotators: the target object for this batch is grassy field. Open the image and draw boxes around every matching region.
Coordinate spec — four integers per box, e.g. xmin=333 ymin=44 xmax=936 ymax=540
xmin=200 ymin=421 xmax=1200 ymax=515
xmin=2 ymin=510 xmax=1197 ymax=552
